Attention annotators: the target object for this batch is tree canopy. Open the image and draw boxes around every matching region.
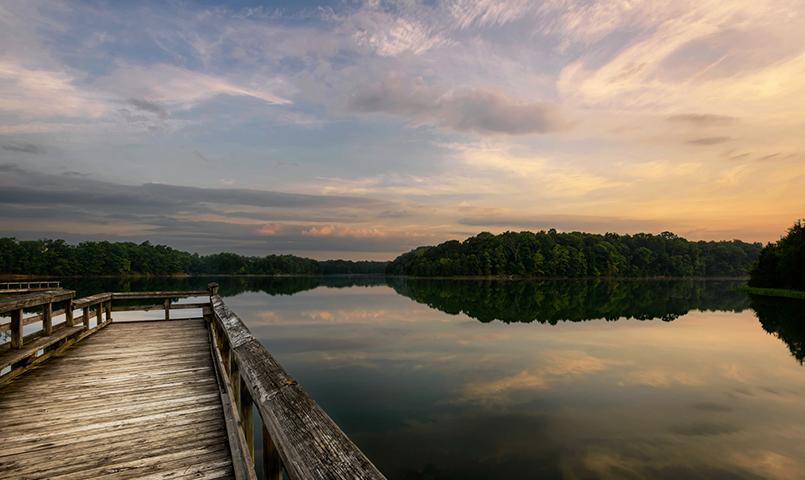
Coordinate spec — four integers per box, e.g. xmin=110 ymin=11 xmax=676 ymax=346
xmin=0 ymin=238 xmax=388 ymax=276
xmin=386 ymin=230 xmax=762 ymax=278
xmin=749 ymin=220 xmax=805 ymax=291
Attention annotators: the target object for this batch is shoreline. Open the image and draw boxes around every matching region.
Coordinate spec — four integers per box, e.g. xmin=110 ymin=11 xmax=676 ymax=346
xmin=740 ymin=286 xmax=805 ymax=300
xmin=1 ymin=273 xmax=750 ymax=281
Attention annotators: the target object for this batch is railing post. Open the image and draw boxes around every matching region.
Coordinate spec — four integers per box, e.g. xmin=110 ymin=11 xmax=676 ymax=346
xmin=231 ymin=358 xmax=240 ymax=407
xmin=208 ymin=282 xmax=219 ymax=297
xmin=65 ymin=299 xmax=74 ymax=327
xmin=83 ymin=307 xmax=90 ymax=329
xmin=263 ymin=425 xmax=282 ymax=480
xmin=105 ymin=302 xmax=112 ymax=323
xmin=11 ymin=308 xmax=23 ymax=349
xmin=222 ymin=341 xmax=231 ymax=374
xmin=239 ymin=376 xmax=254 ymax=459
xmin=164 ymin=299 xmax=171 ymax=321
xmin=95 ymin=303 xmax=102 ymax=325
xmin=43 ymin=302 xmax=53 ymax=335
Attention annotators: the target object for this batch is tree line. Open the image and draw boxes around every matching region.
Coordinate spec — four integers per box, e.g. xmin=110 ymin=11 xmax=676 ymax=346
xmin=0 ymin=238 xmax=388 ymax=276
xmin=386 ymin=230 xmax=762 ymax=278
xmin=1 ymin=228 xmax=768 ymax=278
xmin=749 ymin=220 xmax=805 ymax=291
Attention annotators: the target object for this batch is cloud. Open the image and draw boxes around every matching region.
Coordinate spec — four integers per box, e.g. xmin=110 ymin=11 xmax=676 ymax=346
xmin=0 ymin=164 xmax=420 ymax=258
xmin=0 ymin=164 xmax=388 ymax=212
xmin=0 ymin=60 xmax=106 ymax=118
xmin=448 ymin=0 xmax=534 ymax=30
xmin=666 ymin=113 xmax=737 ymax=126
xmin=687 ymin=136 xmax=732 ymax=146
xmin=1 ymin=142 xmax=46 ymax=154
xmin=0 ymin=0 xmax=803 ymax=250
xmin=301 ymin=224 xmax=387 ymax=238
xmin=349 ymin=79 xmax=564 ymax=135
xmin=95 ymin=64 xmax=290 ymax=110
xmin=670 ymin=421 xmax=739 ymax=437
xmin=349 ymin=9 xmax=449 ymax=56
xmin=556 ymin=0 xmax=805 ymax=116
xmin=127 ymin=98 xmax=168 ymax=119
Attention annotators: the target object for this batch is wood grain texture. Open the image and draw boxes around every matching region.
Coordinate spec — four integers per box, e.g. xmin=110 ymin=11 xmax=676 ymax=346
xmin=0 ymin=319 xmax=234 ymax=480
xmin=0 ymin=290 xmax=74 ymax=314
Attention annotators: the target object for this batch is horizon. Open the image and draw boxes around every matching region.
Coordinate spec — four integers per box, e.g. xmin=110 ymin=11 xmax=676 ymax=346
xmin=3 ymin=227 xmax=768 ymax=263
xmin=2 ymin=1 xmax=804 ymax=260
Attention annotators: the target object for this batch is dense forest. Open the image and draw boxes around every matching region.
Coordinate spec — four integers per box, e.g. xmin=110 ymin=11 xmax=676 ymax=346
xmin=386 ymin=230 xmax=762 ymax=278
xmin=1 ymin=229 xmax=766 ymax=278
xmin=749 ymin=220 xmax=805 ymax=291
xmin=0 ymin=238 xmax=387 ymax=276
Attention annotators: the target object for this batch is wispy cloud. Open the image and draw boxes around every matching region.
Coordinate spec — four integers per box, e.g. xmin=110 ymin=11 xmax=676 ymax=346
xmin=349 ymin=79 xmax=564 ymax=135
xmin=687 ymin=136 xmax=732 ymax=146
xmin=1 ymin=142 xmax=46 ymax=154
xmin=666 ymin=113 xmax=737 ymax=126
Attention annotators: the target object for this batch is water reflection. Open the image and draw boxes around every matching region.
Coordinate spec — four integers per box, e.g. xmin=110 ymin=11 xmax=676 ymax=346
xmin=389 ymin=278 xmax=749 ymax=323
xmin=751 ymin=295 xmax=805 ymax=363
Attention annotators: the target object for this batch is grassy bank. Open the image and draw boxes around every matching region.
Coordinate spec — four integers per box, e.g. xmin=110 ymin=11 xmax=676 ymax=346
xmin=741 ymin=286 xmax=805 ymax=300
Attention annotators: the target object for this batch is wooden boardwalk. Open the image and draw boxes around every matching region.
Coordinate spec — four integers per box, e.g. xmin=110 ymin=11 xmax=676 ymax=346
xmin=0 ymin=319 xmax=234 ymax=480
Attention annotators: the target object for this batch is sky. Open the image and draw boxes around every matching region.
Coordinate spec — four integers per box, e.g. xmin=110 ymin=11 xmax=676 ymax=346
xmin=1 ymin=0 xmax=804 ymax=260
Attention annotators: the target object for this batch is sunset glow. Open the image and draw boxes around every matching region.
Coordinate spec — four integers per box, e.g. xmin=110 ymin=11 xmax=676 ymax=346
xmin=1 ymin=1 xmax=803 ymax=258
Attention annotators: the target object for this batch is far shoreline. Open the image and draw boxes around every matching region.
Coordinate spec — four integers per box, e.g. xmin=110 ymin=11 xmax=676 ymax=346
xmin=1 ymin=273 xmax=750 ymax=281
xmin=740 ymin=286 xmax=805 ymax=300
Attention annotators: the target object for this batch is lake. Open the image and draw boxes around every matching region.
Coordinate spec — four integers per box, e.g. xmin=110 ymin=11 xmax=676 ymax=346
xmin=59 ymin=277 xmax=805 ymax=479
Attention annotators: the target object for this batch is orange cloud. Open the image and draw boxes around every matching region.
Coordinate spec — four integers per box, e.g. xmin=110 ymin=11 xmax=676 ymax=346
xmin=302 ymin=224 xmax=387 ymax=238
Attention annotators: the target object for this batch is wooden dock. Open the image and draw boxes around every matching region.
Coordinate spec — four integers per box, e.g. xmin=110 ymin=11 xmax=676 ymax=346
xmin=0 ymin=284 xmax=385 ymax=480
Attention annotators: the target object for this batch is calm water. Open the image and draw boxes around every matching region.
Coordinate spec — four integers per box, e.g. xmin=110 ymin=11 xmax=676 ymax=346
xmin=60 ymin=277 xmax=805 ymax=479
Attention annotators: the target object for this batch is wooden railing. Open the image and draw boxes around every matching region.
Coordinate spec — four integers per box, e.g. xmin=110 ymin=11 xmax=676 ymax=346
xmin=0 ymin=289 xmax=208 ymax=383
xmin=206 ymin=282 xmax=386 ymax=480
xmin=0 ymin=281 xmax=61 ymax=293
xmin=0 ymin=285 xmax=386 ymax=480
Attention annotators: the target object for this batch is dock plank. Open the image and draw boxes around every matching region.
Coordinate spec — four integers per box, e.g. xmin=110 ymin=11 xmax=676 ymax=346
xmin=0 ymin=319 xmax=234 ymax=480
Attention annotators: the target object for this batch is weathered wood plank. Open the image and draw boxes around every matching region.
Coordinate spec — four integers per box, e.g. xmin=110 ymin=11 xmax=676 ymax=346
xmin=71 ymin=292 xmax=112 ymax=309
xmin=0 ymin=411 xmax=223 ymax=459
xmin=210 ymin=326 xmax=258 ymax=480
xmin=0 ymin=290 xmax=74 ymax=314
xmin=0 ymin=307 xmax=68 ymax=333
xmin=0 ymin=318 xmax=234 ymax=480
xmin=111 ymin=303 xmax=168 ymax=312
xmin=111 ymin=290 xmax=208 ymax=300
xmin=0 ymin=325 xmax=85 ymax=372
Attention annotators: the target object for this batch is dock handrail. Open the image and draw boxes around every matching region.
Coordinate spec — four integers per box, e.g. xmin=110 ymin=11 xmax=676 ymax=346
xmin=0 ymin=280 xmax=61 ymax=293
xmin=206 ymin=282 xmax=386 ymax=480
xmin=0 ymin=289 xmax=208 ymax=382
xmin=0 ymin=285 xmax=386 ymax=480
